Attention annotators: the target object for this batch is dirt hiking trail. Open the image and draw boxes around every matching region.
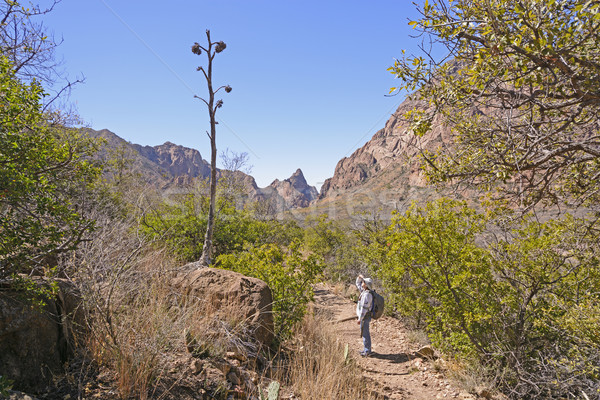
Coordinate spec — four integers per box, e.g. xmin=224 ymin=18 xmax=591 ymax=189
xmin=312 ymin=283 xmax=482 ymax=400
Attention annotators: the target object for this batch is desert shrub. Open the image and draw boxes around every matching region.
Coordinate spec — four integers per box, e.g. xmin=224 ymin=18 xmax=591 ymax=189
xmin=141 ymin=192 xmax=302 ymax=262
xmin=63 ymin=196 xmax=174 ymax=399
xmin=484 ymin=214 xmax=600 ymax=399
xmin=370 ymin=198 xmax=600 ymax=399
xmin=0 ymin=56 xmax=101 ymax=280
xmin=302 ymin=214 xmax=364 ymax=282
xmin=60 ymin=177 xmax=273 ymax=399
xmin=216 ymin=242 xmax=324 ymax=338
xmin=376 ymin=199 xmax=493 ymax=355
xmin=82 ymin=247 xmax=252 ymax=400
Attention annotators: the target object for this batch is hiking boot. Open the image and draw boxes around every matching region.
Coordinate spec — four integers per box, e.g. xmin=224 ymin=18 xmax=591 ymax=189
xmin=359 ymin=350 xmax=372 ymax=357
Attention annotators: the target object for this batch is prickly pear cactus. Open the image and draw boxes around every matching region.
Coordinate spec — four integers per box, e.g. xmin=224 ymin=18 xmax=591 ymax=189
xmin=344 ymin=343 xmax=349 ymax=363
xmin=267 ymin=380 xmax=280 ymax=400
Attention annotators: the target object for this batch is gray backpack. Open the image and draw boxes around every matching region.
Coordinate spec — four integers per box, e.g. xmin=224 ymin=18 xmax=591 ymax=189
xmin=369 ymin=289 xmax=385 ymax=319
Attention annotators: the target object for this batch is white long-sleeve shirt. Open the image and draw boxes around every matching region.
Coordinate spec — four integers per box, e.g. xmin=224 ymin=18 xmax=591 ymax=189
xmin=356 ymin=276 xmax=373 ymax=322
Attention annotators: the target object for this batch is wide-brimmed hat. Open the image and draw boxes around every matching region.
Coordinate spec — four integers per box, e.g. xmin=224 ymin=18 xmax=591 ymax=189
xmin=363 ymin=278 xmax=373 ymax=289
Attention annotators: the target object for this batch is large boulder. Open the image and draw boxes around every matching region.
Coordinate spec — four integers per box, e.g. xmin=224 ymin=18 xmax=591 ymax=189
xmin=0 ymin=279 xmax=84 ymax=393
xmin=173 ymin=267 xmax=274 ymax=347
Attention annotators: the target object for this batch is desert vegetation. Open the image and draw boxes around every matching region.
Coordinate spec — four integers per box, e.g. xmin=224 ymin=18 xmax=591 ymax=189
xmin=379 ymin=1 xmax=600 ymax=397
xmin=2 ymin=0 xmax=600 ymax=399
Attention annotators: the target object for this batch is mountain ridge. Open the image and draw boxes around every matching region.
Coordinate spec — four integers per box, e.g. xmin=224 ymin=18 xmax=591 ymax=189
xmin=85 ymin=128 xmax=318 ymax=212
xmin=287 ymin=96 xmax=456 ymax=220
xmin=318 ymin=97 xmax=446 ymax=200
xmin=85 ymin=90 xmax=449 ymax=220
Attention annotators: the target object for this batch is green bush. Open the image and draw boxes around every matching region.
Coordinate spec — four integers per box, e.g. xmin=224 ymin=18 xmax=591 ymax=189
xmin=369 ymin=198 xmax=600 ymax=399
xmin=303 ymin=214 xmax=363 ymax=281
xmin=376 ymin=199 xmax=493 ymax=355
xmin=0 ymin=375 xmax=13 ymax=397
xmin=216 ymin=242 xmax=324 ymax=338
xmin=485 ymin=214 xmax=600 ymax=398
xmin=0 ymin=56 xmax=101 ymax=280
xmin=141 ymin=192 xmax=302 ymax=263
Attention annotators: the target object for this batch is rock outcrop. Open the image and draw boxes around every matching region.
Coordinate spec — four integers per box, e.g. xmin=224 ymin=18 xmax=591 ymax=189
xmin=319 ymin=98 xmax=448 ymax=200
xmin=265 ymin=169 xmax=318 ymax=210
xmin=132 ymin=141 xmax=211 ymax=179
xmin=0 ymin=279 xmax=84 ymax=393
xmin=173 ymin=267 xmax=274 ymax=347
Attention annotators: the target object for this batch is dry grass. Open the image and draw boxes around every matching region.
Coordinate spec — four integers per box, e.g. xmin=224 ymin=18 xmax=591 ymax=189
xmin=82 ymin=249 xmax=187 ymax=399
xmin=331 ymin=281 xmax=358 ymax=301
xmin=79 ymin=248 xmax=382 ymax=399
xmin=62 ymin=196 xmax=383 ymax=399
xmin=62 ymin=203 xmax=252 ymax=399
xmin=274 ymin=312 xmax=382 ymax=400
xmin=80 ymin=248 xmax=265 ymax=399
xmin=84 ymin=257 xmax=383 ymax=399
xmin=445 ymin=358 xmax=494 ymax=397
xmin=405 ymin=328 xmax=430 ymax=347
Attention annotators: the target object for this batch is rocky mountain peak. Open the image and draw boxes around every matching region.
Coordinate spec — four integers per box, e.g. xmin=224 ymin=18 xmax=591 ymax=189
xmin=86 ymin=128 xmax=318 ymax=212
xmin=138 ymin=141 xmax=211 ymax=178
xmin=318 ymin=97 xmax=447 ymax=200
xmin=289 ymin=168 xmax=308 ymax=187
xmin=266 ymin=168 xmax=318 ymax=209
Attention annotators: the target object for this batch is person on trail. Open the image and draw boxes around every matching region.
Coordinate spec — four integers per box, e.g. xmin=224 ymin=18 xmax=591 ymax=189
xmin=356 ymin=274 xmax=373 ymax=357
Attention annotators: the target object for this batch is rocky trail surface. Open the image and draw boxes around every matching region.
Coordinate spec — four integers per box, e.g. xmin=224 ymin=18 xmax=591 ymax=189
xmin=312 ymin=283 xmax=481 ymax=400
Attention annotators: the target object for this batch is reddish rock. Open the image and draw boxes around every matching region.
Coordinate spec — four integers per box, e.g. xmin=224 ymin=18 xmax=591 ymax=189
xmin=319 ymin=98 xmax=449 ymax=200
xmin=267 ymin=168 xmax=318 ymax=210
xmin=173 ymin=267 xmax=274 ymax=347
xmin=87 ymin=128 xmax=318 ymax=212
xmin=135 ymin=141 xmax=212 ymax=179
xmin=416 ymin=345 xmax=436 ymax=359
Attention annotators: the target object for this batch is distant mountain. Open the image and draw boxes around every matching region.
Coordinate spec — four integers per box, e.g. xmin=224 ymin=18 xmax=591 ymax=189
xmin=266 ymin=169 xmax=319 ymax=209
xmin=84 ymin=128 xmax=318 ymax=212
xmin=132 ymin=141 xmax=211 ymax=179
xmin=304 ymin=97 xmax=457 ymax=219
xmin=319 ymin=98 xmax=445 ymax=199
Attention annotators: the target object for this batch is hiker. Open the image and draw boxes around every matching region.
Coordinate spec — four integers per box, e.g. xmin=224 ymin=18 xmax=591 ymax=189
xmin=356 ymin=274 xmax=373 ymax=357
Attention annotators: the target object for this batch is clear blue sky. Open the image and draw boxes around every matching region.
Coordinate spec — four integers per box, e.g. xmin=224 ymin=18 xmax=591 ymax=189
xmin=43 ymin=0 xmax=421 ymax=189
